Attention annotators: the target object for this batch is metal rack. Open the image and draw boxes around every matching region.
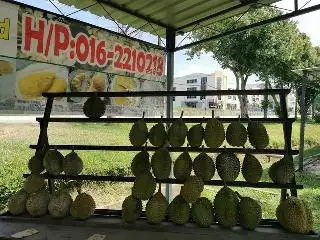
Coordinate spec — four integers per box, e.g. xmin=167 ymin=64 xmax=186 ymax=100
xmin=28 ymin=89 xmax=301 ymax=219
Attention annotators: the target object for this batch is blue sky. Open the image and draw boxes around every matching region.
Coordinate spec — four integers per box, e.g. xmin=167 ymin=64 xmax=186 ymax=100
xmin=13 ymin=0 xmax=320 ymax=88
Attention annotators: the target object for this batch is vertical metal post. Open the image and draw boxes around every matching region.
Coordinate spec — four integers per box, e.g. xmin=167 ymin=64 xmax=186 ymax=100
xmin=294 ymin=0 xmax=298 ymax=11
xmin=165 ymin=27 xmax=175 ymax=202
xmin=36 ymin=96 xmax=54 ymax=193
xmin=263 ymin=80 xmax=268 ymax=118
xmin=298 ymin=70 xmax=308 ymax=172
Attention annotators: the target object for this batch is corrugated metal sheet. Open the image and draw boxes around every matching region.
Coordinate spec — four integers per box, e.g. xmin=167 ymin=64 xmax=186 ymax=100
xmin=58 ymin=0 xmax=279 ymax=37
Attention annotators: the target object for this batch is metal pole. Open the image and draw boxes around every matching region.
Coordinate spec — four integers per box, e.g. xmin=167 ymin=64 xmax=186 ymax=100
xmin=165 ymin=27 xmax=175 ymax=202
xmin=298 ymin=70 xmax=308 ymax=172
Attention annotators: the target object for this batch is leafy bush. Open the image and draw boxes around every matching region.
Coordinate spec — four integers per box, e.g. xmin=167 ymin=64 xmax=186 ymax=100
xmin=313 ymin=113 xmax=320 ymax=123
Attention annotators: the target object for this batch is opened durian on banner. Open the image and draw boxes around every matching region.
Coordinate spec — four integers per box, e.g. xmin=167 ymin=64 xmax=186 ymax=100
xmin=168 ymin=111 xmax=188 ymax=147
xmin=129 ymin=112 xmax=148 ymax=147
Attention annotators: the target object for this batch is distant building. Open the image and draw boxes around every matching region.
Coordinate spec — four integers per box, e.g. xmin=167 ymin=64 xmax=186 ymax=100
xmin=173 ymin=72 xmax=228 ymax=109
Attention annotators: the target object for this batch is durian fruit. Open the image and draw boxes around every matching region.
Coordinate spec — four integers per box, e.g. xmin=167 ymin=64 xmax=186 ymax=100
xmin=214 ymin=186 xmax=239 ymax=227
xmin=70 ymin=190 xmax=96 ymax=220
xmin=187 ymin=120 xmax=204 ymax=147
xmin=83 ymin=96 xmax=106 ymax=119
xmin=276 ymin=196 xmax=313 ymax=234
xmin=43 ymin=148 xmax=64 ymax=175
xmin=48 ymin=190 xmax=73 ymax=218
xmin=168 ymin=111 xmax=188 ymax=147
xmin=180 ymin=175 xmax=204 ymax=203
xmin=151 ymin=148 xmax=172 ymax=180
xmin=247 ymin=117 xmax=269 ymax=149
xmin=131 ymin=148 xmax=150 ymax=177
xmin=132 ymin=172 xmax=156 ymax=200
xmin=8 ymin=189 xmax=28 ymax=216
xmin=193 ymin=147 xmax=215 ymax=181
xmin=146 ymin=185 xmax=168 ymax=224
xmin=236 ymin=192 xmax=262 ymax=230
xmin=226 ymin=116 xmax=247 ymax=147
xmin=129 ymin=112 xmax=148 ymax=147
xmin=149 ymin=116 xmax=167 ymax=147
xmin=204 ymin=111 xmax=225 ymax=148
xmin=216 ymin=151 xmax=240 ymax=182
xmin=63 ymin=149 xmax=83 ymax=175
xmin=28 ymin=150 xmax=45 ymax=174
xmin=173 ymin=148 xmax=192 ymax=181
xmin=26 ymin=189 xmax=50 ymax=217
xmin=23 ymin=174 xmax=46 ymax=194
xmin=191 ymin=197 xmax=214 ymax=227
xmin=268 ymin=157 xmax=295 ymax=184
xmin=241 ymin=153 xmax=262 ymax=183
xmin=122 ymin=195 xmax=142 ymax=223
xmin=168 ymin=195 xmax=190 ymax=225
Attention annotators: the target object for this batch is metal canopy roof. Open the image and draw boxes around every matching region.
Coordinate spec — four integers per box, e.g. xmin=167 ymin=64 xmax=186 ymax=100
xmin=58 ymin=0 xmax=278 ymax=37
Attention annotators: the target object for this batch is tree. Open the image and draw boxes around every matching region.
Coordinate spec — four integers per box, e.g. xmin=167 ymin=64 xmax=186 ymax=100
xmin=186 ymin=7 xmax=315 ymax=116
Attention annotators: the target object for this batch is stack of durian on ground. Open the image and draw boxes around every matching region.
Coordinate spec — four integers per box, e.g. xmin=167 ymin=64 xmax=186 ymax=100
xmin=8 ymin=148 xmax=96 ymax=220
xmin=125 ymin=111 xmax=313 ymax=234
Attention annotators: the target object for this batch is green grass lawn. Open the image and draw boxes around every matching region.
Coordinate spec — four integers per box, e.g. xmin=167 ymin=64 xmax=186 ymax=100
xmin=0 ymin=121 xmax=319 ymax=231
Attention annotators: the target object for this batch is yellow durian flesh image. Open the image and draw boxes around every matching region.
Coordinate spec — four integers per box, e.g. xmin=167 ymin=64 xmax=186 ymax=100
xmin=88 ymin=73 xmax=106 ymax=92
xmin=17 ymin=64 xmax=67 ymax=100
xmin=112 ymin=76 xmax=137 ymax=106
xmin=0 ymin=60 xmax=13 ymax=75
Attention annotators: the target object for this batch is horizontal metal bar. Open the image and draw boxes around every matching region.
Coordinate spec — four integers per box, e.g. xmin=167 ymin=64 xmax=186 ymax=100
xmin=42 ymin=89 xmax=290 ymax=98
xmin=22 ymin=174 xmax=303 ymax=189
xmin=36 ymin=117 xmax=296 ymax=123
xmin=29 ymin=144 xmax=299 ymax=155
xmin=175 ymin=3 xmax=320 ymax=51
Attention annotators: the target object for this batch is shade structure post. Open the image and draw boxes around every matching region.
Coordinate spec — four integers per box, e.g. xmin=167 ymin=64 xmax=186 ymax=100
xmin=298 ymin=70 xmax=308 ymax=172
xmin=165 ymin=27 xmax=175 ymax=202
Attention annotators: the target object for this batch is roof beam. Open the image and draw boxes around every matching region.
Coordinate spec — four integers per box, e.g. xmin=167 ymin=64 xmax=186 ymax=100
xmin=175 ymin=0 xmax=258 ymax=32
xmin=175 ymin=2 xmax=320 ymax=51
xmin=98 ymin=0 xmax=170 ymax=29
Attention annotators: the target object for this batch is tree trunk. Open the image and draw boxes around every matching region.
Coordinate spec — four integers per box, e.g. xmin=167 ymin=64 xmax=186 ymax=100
xmin=239 ymin=75 xmax=248 ymax=117
xmin=266 ymin=79 xmax=280 ymax=116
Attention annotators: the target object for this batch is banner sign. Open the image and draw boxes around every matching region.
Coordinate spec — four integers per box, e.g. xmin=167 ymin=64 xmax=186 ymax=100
xmin=0 ymin=0 xmax=166 ymax=115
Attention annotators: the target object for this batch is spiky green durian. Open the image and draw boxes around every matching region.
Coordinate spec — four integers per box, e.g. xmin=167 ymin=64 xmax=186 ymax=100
xmin=236 ymin=192 xmax=262 ymax=230
xmin=83 ymin=96 xmax=106 ymax=119
xmin=26 ymin=189 xmax=50 ymax=217
xmin=23 ymin=174 xmax=46 ymax=194
xmin=63 ymin=149 xmax=83 ymax=175
xmin=8 ymin=189 xmax=28 ymax=216
xmin=247 ymin=118 xmax=269 ymax=149
xmin=146 ymin=188 xmax=168 ymax=224
xmin=226 ymin=117 xmax=247 ymax=147
xmin=43 ymin=148 xmax=64 ymax=175
xmin=48 ymin=190 xmax=73 ymax=218
xmin=132 ymin=172 xmax=156 ymax=200
xmin=214 ymin=186 xmax=239 ymax=227
xmin=129 ymin=112 xmax=148 ymax=147
xmin=70 ymin=191 xmax=96 ymax=220
xmin=131 ymin=149 xmax=150 ymax=177
xmin=216 ymin=152 xmax=240 ymax=182
xmin=168 ymin=195 xmax=190 ymax=225
xmin=191 ymin=197 xmax=214 ymax=227
xmin=193 ymin=148 xmax=215 ymax=181
xmin=149 ymin=116 xmax=167 ymax=147
xmin=204 ymin=111 xmax=225 ymax=148
xmin=241 ymin=153 xmax=262 ymax=183
xmin=122 ymin=195 xmax=142 ymax=223
xmin=151 ymin=148 xmax=172 ymax=180
xmin=168 ymin=112 xmax=188 ymax=147
xmin=180 ymin=175 xmax=204 ymax=203
xmin=28 ymin=150 xmax=45 ymax=174
xmin=276 ymin=196 xmax=313 ymax=234
xmin=268 ymin=157 xmax=295 ymax=184
xmin=173 ymin=149 xmax=192 ymax=181
xmin=187 ymin=122 xmax=204 ymax=147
